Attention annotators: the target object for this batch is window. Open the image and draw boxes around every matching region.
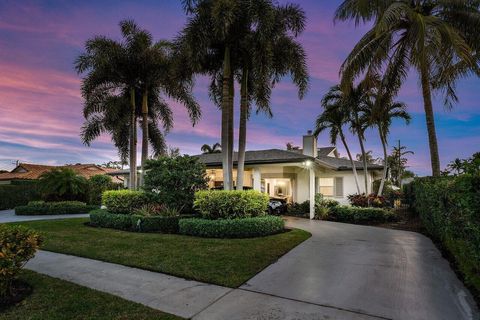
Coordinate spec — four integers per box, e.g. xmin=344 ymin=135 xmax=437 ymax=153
xmin=319 ymin=178 xmax=334 ymax=196
xmin=319 ymin=177 xmax=343 ymax=197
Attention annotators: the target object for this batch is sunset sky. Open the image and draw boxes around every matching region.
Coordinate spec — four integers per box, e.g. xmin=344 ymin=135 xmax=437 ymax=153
xmin=0 ymin=0 xmax=478 ymax=175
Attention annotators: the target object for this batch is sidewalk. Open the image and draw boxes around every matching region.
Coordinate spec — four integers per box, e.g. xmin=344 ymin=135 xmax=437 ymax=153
xmin=0 ymin=209 xmax=89 ymax=223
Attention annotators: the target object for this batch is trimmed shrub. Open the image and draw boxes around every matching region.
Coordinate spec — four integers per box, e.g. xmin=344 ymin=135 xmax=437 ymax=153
xmin=102 ymin=190 xmax=149 ymax=214
xmin=328 ymin=205 xmax=394 ymax=223
xmin=143 ymin=156 xmax=209 ymax=213
xmin=0 ymin=182 xmax=41 ymax=210
xmin=0 ymin=225 xmax=42 ymax=300
xmin=348 ymin=193 xmax=389 ymax=208
xmin=410 ymin=175 xmax=480 ymax=295
xmin=194 ymin=190 xmax=269 ymax=219
xmin=89 ymin=209 xmax=192 ymax=233
xmin=179 ymin=216 xmax=285 ymax=238
xmin=15 ymin=201 xmax=97 ymax=215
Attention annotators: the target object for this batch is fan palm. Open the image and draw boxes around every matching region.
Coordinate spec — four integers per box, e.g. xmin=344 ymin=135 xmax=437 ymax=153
xmin=335 ymin=0 xmax=480 ymax=176
xmin=201 ymin=143 xmax=222 ymax=154
xmin=315 ymin=87 xmax=361 ymax=194
xmin=39 ymin=168 xmax=88 ymax=201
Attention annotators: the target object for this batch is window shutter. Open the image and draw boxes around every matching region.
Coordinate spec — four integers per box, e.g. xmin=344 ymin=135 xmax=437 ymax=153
xmin=335 ymin=177 xmax=343 ymax=197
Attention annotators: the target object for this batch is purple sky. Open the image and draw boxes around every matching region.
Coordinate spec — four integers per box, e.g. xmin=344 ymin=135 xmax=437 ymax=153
xmin=0 ymin=0 xmax=478 ymax=175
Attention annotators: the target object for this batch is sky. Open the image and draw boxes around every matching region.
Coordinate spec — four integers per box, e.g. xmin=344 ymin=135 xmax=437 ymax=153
xmin=0 ymin=0 xmax=478 ymax=175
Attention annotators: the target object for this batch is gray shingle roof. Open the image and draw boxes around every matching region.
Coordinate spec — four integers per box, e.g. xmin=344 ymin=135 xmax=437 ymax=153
xmin=317 ymin=147 xmax=336 ymax=156
xmin=195 ymin=149 xmax=383 ymax=171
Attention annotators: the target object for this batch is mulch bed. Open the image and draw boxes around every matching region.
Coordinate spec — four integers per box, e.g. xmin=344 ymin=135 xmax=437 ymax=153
xmin=0 ymin=280 xmax=32 ymax=310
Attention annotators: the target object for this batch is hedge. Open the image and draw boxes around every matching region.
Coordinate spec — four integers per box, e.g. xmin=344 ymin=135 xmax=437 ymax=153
xmin=15 ymin=201 xmax=98 ymax=215
xmin=0 ymin=182 xmax=40 ymax=210
xmin=194 ymin=190 xmax=269 ymax=219
xmin=179 ymin=216 xmax=285 ymax=238
xmin=102 ymin=190 xmax=149 ymax=214
xmin=409 ymin=175 xmax=480 ymax=295
xmin=328 ymin=205 xmax=394 ymax=223
xmin=89 ymin=209 xmax=193 ymax=233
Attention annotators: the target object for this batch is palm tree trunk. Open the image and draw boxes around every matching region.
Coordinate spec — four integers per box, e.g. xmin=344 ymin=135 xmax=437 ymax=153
xmin=339 ymin=130 xmax=361 ymax=194
xmin=221 ymin=46 xmax=232 ymax=190
xmin=237 ymin=68 xmax=248 ymax=190
xmin=357 ymin=134 xmax=369 ymax=194
xmin=129 ymin=87 xmax=137 ymax=190
xmin=140 ymin=88 xmax=148 ymax=187
xmin=378 ymin=127 xmax=388 ymax=196
xmin=420 ymin=62 xmax=441 ymax=177
xmin=228 ymin=72 xmax=234 ymax=190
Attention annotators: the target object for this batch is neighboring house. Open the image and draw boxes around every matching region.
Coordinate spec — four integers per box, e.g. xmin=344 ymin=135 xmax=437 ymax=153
xmin=0 ymin=163 xmax=124 ymax=185
xmin=195 ymin=131 xmax=383 ymax=218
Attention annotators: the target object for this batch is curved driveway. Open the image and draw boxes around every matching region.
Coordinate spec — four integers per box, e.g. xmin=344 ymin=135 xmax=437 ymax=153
xmin=197 ymin=217 xmax=479 ymax=320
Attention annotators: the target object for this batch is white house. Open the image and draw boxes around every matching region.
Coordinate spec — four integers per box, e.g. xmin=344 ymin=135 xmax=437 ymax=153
xmin=196 ymin=131 xmax=383 ymax=218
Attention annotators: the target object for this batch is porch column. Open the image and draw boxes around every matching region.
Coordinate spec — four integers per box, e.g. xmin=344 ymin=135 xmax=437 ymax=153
xmin=253 ymin=168 xmax=261 ymax=192
xmin=309 ymin=168 xmax=315 ymax=219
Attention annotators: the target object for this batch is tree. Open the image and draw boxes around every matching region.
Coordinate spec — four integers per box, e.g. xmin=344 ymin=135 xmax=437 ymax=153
xmin=286 ymin=142 xmax=300 ymax=151
xmin=102 ymin=161 xmax=126 ymax=170
xmin=447 ymin=158 xmax=465 ymax=175
xmin=201 ymin=143 xmax=222 ymax=154
xmin=39 ymin=168 xmax=88 ymax=202
xmin=315 ymin=86 xmax=361 ymax=194
xmin=355 ymin=150 xmax=378 ymax=164
xmin=335 ymin=0 xmax=480 ymax=176
xmin=388 ymin=145 xmax=414 ymax=186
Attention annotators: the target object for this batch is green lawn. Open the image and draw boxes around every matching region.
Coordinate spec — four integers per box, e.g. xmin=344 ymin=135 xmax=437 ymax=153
xmin=0 ymin=270 xmax=180 ymax=320
xmin=14 ymin=218 xmax=310 ymax=287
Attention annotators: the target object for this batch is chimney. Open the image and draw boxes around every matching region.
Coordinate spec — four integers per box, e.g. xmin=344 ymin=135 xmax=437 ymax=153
xmin=303 ymin=130 xmax=317 ymax=157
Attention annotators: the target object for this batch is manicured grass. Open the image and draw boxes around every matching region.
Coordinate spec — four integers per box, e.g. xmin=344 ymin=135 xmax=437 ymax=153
xmin=14 ymin=218 xmax=310 ymax=287
xmin=0 ymin=270 xmax=180 ymax=320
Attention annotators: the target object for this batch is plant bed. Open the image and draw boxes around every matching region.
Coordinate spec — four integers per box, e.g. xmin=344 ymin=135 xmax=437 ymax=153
xmin=13 ymin=218 xmax=310 ymax=287
xmin=326 ymin=205 xmax=395 ymax=224
xmin=89 ymin=209 xmax=195 ymax=233
xmin=0 ymin=280 xmax=32 ymax=310
xmin=179 ymin=216 xmax=285 ymax=238
xmin=15 ymin=201 xmax=98 ymax=215
xmin=0 ymin=270 xmax=180 ymax=319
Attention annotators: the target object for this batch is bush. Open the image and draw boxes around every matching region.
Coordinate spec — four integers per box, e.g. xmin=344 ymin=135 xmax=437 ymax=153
xmin=133 ymin=204 xmax=181 ymax=217
xmin=286 ymin=201 xmax=310 ymax=217
xmin=328 ymin=205 xmax=394 ymax=223
xmin=179 ymin=216 xmax=285 ymax=238
xmin=410 ymin=175 xmax=480 ymax=295
xmin=89 ymin=209 xmax=191 ymax=233
xmin=15 ymin=201 xmax=98 ymax=215
xmin=0 ymin=225 xmax=42 ymax=300
xmin=348 ymin=193 xmax=389 ymax=208
xmin=194 ymin=190 xmax=269 ymax=219
xmin=39 ymin=168 xmax=88 ymax=202
xmin=0 ymin=182 xmax=41 ymax=210
xmin=87 ymin=175 xmax=118 ymax=205
xmin=143 ymin=156 xmax=209 ymax=213
xmin=102 ymin=190 xmax=149 ymax=214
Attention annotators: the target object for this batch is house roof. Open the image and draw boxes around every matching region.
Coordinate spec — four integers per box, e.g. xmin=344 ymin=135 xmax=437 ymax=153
xmin=317 ymin=147 xmax=336 ymax=156
xmin=195 ymin=149 xmax=383 ymax=171
xmin=0 ymin=163 xmax=124 ymax=182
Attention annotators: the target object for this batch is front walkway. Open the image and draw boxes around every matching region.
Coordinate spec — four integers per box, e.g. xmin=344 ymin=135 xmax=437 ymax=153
xmin=25 ymin=218 xmax=479 ymax=320
xmin=0 ymin=209 xmax=89 ymax=223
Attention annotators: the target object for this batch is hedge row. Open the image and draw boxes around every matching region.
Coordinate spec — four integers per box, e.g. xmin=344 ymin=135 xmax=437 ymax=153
xmin=408 ymin=176 xmax=480 ymax=295
xmin=15 ymin=201 xmax=98 ymax=215
xmin=0 ymin=183 xmax=40 ymax=210
xmin=328 ymin=205 xmax=394 ymax=223
xmin=89 ymin=209 xmax=193 ymax=233
xmin=178 ymin=216 xmax=284 ymax=238
xmin=102 ymin=190 xmax=149 ymax=214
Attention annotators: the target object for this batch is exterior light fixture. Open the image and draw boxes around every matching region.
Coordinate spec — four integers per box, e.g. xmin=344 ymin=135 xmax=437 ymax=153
xmin=305 ymin=160 xmax=312 ymax=167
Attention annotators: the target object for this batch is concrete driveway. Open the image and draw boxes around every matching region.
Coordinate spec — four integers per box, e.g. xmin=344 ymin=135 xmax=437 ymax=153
xmin=196 ymin=217 xmax=479 ymax=320
xmin=0 ymin=209 xmax=89 ymax=223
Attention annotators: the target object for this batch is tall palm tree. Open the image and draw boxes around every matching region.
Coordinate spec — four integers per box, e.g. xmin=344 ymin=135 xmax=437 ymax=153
xmin=365 ymin=91 xmax=411 ymax=196
xmin=235 ymin=2 xmax=309 ymax=190
xmin=315 ymin=87 xmax=361 ymax=194
xmin=335 ymin=0 xmax=480 ymax=177
xmin=201 ymin=143 xmax=222 ymax=154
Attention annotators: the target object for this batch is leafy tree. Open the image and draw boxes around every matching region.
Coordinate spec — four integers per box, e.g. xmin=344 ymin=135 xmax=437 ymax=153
xmin=39 ymin=168 xmax=88 ymax=202
xmin=387 ymin=145 xmax=414 ymax=186
xmin=335 ymin=0 xmax=480 ymax=176
xmin=201 ymin=143 xmax=222 ymax=154
xmin=315 ymin=86 xmax=361 ymax=194
xmin=101 ymin=161 xmax=126 ymax=170
xmin=286 ymin=142 xmax=300 ymax=151
xmin=143 ymin=156 xmax=208 ymax=213
xmin=88 ymin=174 xmax=115 ymax=205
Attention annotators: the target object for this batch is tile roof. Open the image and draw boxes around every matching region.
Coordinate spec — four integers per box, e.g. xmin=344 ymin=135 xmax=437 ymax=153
xmin=0 ymin=163 xmax=124 ymax=182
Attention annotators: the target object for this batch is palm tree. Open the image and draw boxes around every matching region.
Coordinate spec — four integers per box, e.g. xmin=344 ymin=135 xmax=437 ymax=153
xmin=235 ymin=2 xmax=309 ymax=190
xmin=335 ymin=0 xmax=480 ymax=177
xmin=447 ymin=158 xmax=465 ymax=175
xmin=201 ymin=143 xmax=222 ymax=154
xmin=356 ymin=150 xmax=376 ymax=164
xmin=39 ymin=168 xmax=88 ymax=201
xmin=315 ymin=87 xmax=361 ymax=194
xmin=365 ymin=88 xmax=411 ymax=196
